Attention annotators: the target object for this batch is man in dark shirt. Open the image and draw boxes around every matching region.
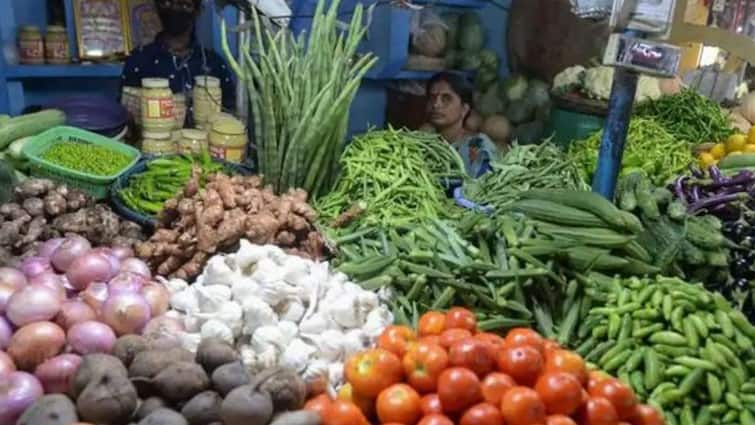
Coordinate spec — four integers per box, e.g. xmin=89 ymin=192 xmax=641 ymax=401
xmin=121 ymin=0 xmax=236 ymax=120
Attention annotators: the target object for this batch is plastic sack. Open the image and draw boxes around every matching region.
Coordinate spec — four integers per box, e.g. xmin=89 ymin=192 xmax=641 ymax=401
xmin=410 ymin=9 xmax=448 ymax=58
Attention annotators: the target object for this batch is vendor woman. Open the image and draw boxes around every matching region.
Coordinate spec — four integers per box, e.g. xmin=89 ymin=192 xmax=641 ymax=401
xmin=426 ymin=72 xmax=497 ymax=177
xmin=121 ymin=0 xmax=236 ymax=117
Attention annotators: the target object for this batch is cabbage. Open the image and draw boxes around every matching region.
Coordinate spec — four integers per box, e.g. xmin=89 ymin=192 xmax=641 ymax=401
xmin=505 ymin=98 xmax=535 ymax=125
xmin=501 ymin=75 xmax=529 ymax=101
xmin=475 ymin=68 xmax=498 ymax=91
xmin=479 ymin=49 xmax=498 ymax=69
xmin=526 ymin=79 xmax=550 ymax=108
xmin=478 ymin=83 xmax=505 ymax=117
xmin=444 ymin=50 xmax=459 ymax=69
xmin=459 ymin=53 xmax=481 ymax=70
xmin=458 ymin=12 xmax=484 ymax=51
xmin=442 ymin=12 xmax=460 ymax=49
xmin=412 ymin=24 xmax=447 ymax=57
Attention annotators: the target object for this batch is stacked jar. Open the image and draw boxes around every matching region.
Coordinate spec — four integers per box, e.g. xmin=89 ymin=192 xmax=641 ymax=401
xmin=141 ymin=78 xmax=176 ymax=154
xmin=44 ymin=25 xmax=70 ymax=64
xmin=121 ymin=87 xmax=142 ymax=124
xmin=142 ymin=131 xmax=176 ymax=155
xmin=209 ymin=115 xmax=246 ymax=163
xmin=193 ymin=75 xmax=222 ymax=129
xmin=18 ymin=26 xmax=44 ymax=65
xmin=178 ymin=129 xmax=209 ymax=155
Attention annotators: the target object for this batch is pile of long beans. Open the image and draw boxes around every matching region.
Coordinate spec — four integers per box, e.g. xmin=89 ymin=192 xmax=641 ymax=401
xmin=464 ymin=142 xmax=588 ymax=211
xmin=316 ymin=128 xmax=465 ymax=228
xmin=220 ymin=0 xmax=376 ymax=198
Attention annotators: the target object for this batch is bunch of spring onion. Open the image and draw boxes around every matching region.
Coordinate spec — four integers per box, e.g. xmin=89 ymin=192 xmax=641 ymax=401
xmin=221 ymin=0 xmax=377 ymax=198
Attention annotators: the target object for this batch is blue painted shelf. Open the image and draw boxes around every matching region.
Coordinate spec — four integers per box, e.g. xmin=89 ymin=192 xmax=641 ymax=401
xmin=5 ymin=64 xmax=123 ymax=79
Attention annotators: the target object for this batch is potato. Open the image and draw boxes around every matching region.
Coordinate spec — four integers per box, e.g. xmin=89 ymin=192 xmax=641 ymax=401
xmin=137 ymin=408 xmax=188 ymax=425
xmin=17 ymin=394 xmax=78 ymax=425
xmin=71 ymin=354 xmax=127 ymax=398
xmin=220 ymin=386 xmax=274 ymax=425
xmin=112 ymin=335 xmax=149 ymax=367
xmin=76 ymin=369 xmax=138 ymax=425
xmin=128 ymin=347 xmax=194 ymax=379
xmin=134 ymin=397 xmax=168 ymax=421
xmin=269 ymin=410 xmax=322 ymax=425
xmin=252 ymin=367 xmax=307 ymax=411
xmin=180 ymin=391 xmax=222 ymax=425
xmin=151 ymin=361 xmax=210 ymax=402
xmin=211 ymin=361 xmax=250 ymax=396
xmin=195 ymin=338 xmax=238 ymax=374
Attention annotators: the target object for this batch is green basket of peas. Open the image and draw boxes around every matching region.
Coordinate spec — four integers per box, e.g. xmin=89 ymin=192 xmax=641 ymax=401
xmin=22 ymin=126 xmax=141 ymax=199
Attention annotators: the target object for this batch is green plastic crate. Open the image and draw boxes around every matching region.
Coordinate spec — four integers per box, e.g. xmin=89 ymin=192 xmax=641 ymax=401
xmin=22 ymin=126 xmax=141 ymax=199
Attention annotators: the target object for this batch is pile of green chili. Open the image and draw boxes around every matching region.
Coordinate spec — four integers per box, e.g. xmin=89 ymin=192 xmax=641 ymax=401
xmin=634 ymin=89 xmax=734 ymax=143
xmin=568 ymin=117 xmax=694 ymax=186
xmin=315 ymin=128 xmax=465 ymax=228
xmin=41 ymin=142 xmax=133 ymax=176
xmin=464 ymin=142 xmax=589 ymax=211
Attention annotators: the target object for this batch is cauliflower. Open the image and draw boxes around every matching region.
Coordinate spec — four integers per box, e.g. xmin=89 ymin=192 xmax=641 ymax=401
xmin=582 ymin=66 xmax=614 ymax=100
xmin=553 ymin=65 xmax=586 ymax=94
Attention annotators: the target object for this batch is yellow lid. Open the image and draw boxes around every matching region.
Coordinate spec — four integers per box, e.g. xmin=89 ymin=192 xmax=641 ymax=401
xmin=47 ymin=25 xmax=66 ymax=33
xmin=195 ymin=75 xmax=220 ymax=88
xmin=142 ymin=78 xmax=170 ymax=89
xmin=212 ymin=117 xmax=245 ymax=135
xmin=181 ymin=129 xmax=208 ymax=141
xmin=143 ymin=131 xmax=172 ymax=140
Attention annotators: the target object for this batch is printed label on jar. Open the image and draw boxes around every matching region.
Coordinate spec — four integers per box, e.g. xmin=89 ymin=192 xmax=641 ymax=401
xmin=46 ymin=42 xmax=68 ymax=61
xmin=144 ymin=98 xmax=174 ymax=119
xmin=19 ymin=41 xmax=43 ymax=62
xmin=209 ymin=145 xmax=244 ymax=163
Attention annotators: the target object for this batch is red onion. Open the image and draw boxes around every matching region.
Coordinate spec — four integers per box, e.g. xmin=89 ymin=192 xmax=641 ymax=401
xmin=101 ymin=293 xmax=151 ymax=336
xmin=81 ymin=282 xmax=109 ymax=314
xmin=8 ymin=322 xmax=66 ymax=371
xmin=0 ymin=267 xmax=26 ymax=291
xmin=6 ymin=284 xmax=62 ymax=327
xmin=111 ymin=246 xmax=134 ymax=261
xmin=90 ymin=247 xmax=121 ymax=279
xmin=141 ymin=283 xmax=170 ymax=316
xmin=37 ymin=238 xmax=65 ymax=259
xmin=120 ymin=258 xmax=151 ymax=278
xmin=55 ymin=300 xmax=96 ymax=330
xmin=108 ymin=271 xmax=146 ymax=295
xmin=0 ymin=283 xmax=18 ymax=314
xmin=0 ymin=371 xmax=43 ymax=423
xmin=34 ymin=353 xmax=81 ymax=394
xmin=143 ymin=315 xmax=184 ymax=350
xmin=51 ymin=236 xmax=91 ymax=273
xmin=19 ymin=257 xmax=52 ymax=278
xmin=66 ymin=252 xmax=113 ymax=291
xmin=0 ymin=351 xmax=15 ymax=375
xmin=67 ymin=321 xmax=116 ymax=355
xmin=0 ymin=317 xmax=11 ymax=350
xmin=28 ymin=272 xmax=66 ymax=301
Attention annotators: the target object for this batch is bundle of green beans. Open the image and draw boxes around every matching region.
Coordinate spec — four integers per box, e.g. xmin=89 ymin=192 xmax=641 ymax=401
xmin=316 ymin=128 xmax=465 ymax=228
xmin=571 ymin=274 xmax=755 ymax=425
xmin=331 ymin=212 xmax=568 ymax=331
xmin=117 ymin=154 xmax=226 ymax=215
xmin=220 ymin=0 xmax=376 ymax=198
xmin=634 ymin=89 xmax=734 ymax=144
xmin=464 ymin=142 xmax=588 ymax=211
xmin=41 ymin=142 xmax=133 ymax=176
xmin=568 ymin=117 xmax=694 ymax=186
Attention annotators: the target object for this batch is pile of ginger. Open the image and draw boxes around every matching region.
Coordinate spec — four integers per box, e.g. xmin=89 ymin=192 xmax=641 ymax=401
xmin=135 ymin=172 xmax=326 ymax=280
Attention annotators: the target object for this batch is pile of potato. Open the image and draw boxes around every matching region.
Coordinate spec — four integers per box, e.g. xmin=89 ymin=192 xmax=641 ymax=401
xmin=17 ymin=337 xmax=320 ymax=425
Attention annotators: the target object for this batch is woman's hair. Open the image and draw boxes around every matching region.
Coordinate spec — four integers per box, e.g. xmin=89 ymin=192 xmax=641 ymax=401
xmin=427 ymin=72 xmax=475 ymax=107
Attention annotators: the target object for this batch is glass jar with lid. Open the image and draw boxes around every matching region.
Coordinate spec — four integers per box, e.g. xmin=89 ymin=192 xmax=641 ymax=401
xmin=209 ymin=117 xmax=246 ymax=163
xmin=193 ymin=75 xmax=222 ymax=128
xmin=174 ymin=93 xmax=187 ymax=129
xmin=44 ymin=25 xmax=69 ymax=64
xmin=141 ymin=131 xmax=176 ymax=155
xmin=18 ymin=26 xmax=44 ymax=64
xmin=141 ymin=78 xmax=175 ymax=132
xmin=179 ymin=129 xmax=208 ymax=155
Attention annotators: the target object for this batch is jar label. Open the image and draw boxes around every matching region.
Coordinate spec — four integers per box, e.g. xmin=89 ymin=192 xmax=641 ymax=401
xmin=210 ymin=144 xmax=244 ymax=163
xmin=145 ymin=98 xmax=174 ymax=119
xmin=45 ymin=41 xmax=69 ymax=61
xmin=19 ymin=40 xmax=44 ymax=62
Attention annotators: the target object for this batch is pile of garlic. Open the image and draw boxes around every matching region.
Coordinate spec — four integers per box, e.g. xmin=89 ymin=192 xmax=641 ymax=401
xmin=161 ymin=240 xmax=394 ymax=393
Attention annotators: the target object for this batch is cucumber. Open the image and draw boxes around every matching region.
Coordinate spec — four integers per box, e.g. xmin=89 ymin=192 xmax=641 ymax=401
xmin=0 ymin=109 xmax=65 ymax=150
xmin=718 ymin=153 xmax=755 ymax=169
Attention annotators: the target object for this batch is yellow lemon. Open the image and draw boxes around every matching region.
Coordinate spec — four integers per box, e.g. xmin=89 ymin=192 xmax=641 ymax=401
xmin=699 ymin=152 xmax=716 ymax=168
xmin=710 ymin=143 xmax=727 ymax=159
xmin=726 ymin=133 xmax=748 ymax=153
xmin=748 ymin=126 xmax=755 ymax=144
xmin=744 ymin=144 xmax=755 ymax=153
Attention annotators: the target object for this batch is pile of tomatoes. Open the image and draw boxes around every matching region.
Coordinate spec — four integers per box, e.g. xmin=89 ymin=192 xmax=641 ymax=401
xmin=303 ymin=307 xmax=666 ymax=425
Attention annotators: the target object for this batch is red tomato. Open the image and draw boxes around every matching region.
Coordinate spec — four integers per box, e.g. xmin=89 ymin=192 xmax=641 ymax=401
xmin=497 ymin=345 xmax=544 ymax=386
xmin=534 ymin=372 xmax=583 ymax=416
xmin=336 ymin=383 xmax=374 ymax=418
xmin=439 ymin=328 xmax=473 ymax=349
xmin=504 ymin=328 xmax=546 ymax=355
xmin=437 ymin=367 xmax=482 ymax=413
xmin=480 ymin=372 xmax=516 ymax=406
xmin=460 ymin=402 xmax=504 ymax=425
xmin=628 ymin=404 xmax=665 ymax=425
xmin=420 ymin=394 xmax=443 ymax=415
xmin=500 ymin=386 xmax=547 ymax=425
xmin=576 ymin=397 xmax=620 ymax=425
xmin=322 ymin=400 xmax=369 ymax=425
xmin=543 ymin=339 xmax=561 ymax=354
xmin=445 ymin=307 xmax=477 ymax=331
xmin=589 ymin=378 xmax=638 ymax=420
xmin=419 ymin=311 xmax=447 ymax=336
xmin=421 ymin=335 xmax=442 ymax=346
xmin=378 ymin=325 xmax=418 ymax=357
xmin=403 ymin=341 xmax=449 ymax=393
xmin=587 ymin=370 xmax=611 ymax=393
xmin=303 ymin=394 xmax=333 ymax=419
xmin=449 ymin=338 xmax=495 ymax=377
xmin=546 ymin=414 xmax=579 ymax=425
xmin=417 ymin=414 xmax=455 ymax=425
xmin=474 ymin=332 xmax=505 ymax=359
xmin=545 ymin=349 xmax=589 ymax=385
xmin=376 ymin=383 xmax=422 ymax=425
xmin=344 ymin=349 xmax=403 ymax=397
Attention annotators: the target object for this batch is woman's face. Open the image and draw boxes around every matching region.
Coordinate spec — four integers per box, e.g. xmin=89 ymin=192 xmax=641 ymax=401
xmin=426 ymin=80 xmax=470 ymax=129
